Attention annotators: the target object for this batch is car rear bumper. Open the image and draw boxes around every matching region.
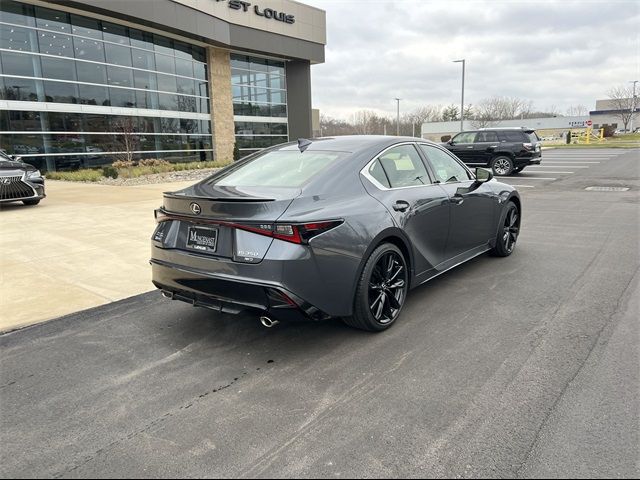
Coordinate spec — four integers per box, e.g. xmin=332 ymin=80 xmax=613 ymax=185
xmin=150 ymin=241 xmax=362 ymax=320
xmin=514 ymin=154 xmax=541 ymax=168
xmin=151 ymin=258 xmax=325 ymax=322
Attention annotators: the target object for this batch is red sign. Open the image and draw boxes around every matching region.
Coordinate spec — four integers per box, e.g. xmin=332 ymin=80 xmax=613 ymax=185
xmin=586 ymin=120 xmax=593 ymax=127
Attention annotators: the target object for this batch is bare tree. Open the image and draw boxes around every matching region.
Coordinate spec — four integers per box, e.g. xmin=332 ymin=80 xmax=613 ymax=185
xmin=113 ymin=117 xmax=139 ymax=163
xmin=351 ymin=110 xmax=380 ymax=135
xmin=607 ymin=86 xmax=637 ymax=131
xmin=566 ymin=104 xmax=588 ymax=116
xmin=469 ymin=96 xmax=537 ymax=127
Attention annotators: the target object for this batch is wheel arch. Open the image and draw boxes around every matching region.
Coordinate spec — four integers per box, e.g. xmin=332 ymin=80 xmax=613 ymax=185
xmin=351 ymin=228 xmax=415 ymax=301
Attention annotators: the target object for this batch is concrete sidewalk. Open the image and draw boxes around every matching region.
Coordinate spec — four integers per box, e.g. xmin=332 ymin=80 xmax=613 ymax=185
xmin=0 ymin=179 xmax=193 ymax=332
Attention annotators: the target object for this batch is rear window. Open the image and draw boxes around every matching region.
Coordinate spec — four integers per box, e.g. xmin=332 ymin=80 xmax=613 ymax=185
xmin=211 ymin=150 xmax=347 ymax=187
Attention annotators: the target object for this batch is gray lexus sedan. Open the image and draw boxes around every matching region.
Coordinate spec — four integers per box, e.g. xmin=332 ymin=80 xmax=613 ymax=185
xmin=151 ymin=136 xmax=521 ymax=331
xmin=0 ymin=150 xmax=45 ymax=206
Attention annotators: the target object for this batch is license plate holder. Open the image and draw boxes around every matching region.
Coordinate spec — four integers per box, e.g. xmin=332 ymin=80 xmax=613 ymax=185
xmin=186 ymin=226 xmax=218 ymax=252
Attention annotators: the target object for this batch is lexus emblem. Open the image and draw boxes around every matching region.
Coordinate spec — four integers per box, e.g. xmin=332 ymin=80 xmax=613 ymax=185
xmin=1 ymin=178 xmax=10 ymax=185
xmin=190 ymin=202 xmax=202 ymax=215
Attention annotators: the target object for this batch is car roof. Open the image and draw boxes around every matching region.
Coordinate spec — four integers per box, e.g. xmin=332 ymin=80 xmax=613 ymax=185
xmin=477 ymin=127 xmax=536 ymax=131
xmin=277 ymin=135 xmax=434 ymax=153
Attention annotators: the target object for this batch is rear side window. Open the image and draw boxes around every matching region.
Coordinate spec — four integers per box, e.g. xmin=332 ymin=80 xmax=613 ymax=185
xmin=525 ymin=131 xmax=540 ymax=142
xmin=497 ymin=131 xmax=527 ymax=142
xmin=377 ymin=144 xmax=430 ymax=188
xmin=368 ymin=159 xmax=391 ymax=188
xmin=475 ymin=131 xmax=499 ymax=143
xmin=210 ymin=150 xmax=347 ymax=187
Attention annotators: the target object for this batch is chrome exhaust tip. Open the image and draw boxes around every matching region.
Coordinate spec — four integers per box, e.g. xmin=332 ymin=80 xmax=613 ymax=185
xmin=161 ymin=290 xmax=173 ymax=299
xmin=260 ymin=316 xmax=280 ymax=328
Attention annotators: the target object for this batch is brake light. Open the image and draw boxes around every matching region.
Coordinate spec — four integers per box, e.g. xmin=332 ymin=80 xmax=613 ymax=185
xmin=523 ymin=142 xmax=534 ymax=151
xmin=154 ymin=210 xmax=342 ymax=245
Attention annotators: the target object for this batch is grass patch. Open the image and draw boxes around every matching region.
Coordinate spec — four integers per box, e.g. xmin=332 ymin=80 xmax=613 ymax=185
xmin=45 ymin=169 xmax=103 ymax=182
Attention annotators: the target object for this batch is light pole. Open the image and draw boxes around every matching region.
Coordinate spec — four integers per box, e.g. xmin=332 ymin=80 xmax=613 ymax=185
xmin=394 ymin=98 xmax=401 ymax=136
xmin=453 ymin=59 xmax=465 ymax=132
xmin=630 ymin=80 xmax=638 ymax=132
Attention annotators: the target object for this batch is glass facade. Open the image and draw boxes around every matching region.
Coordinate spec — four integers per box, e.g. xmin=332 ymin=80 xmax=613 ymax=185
xmin=0 ymin=1 xmax=212 ymax=171
xmin=231 ymin=54 xmax=288 ymax=154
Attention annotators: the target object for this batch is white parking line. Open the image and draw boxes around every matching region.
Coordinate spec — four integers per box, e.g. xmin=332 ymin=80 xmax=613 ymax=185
xmin=543 ymin=161 xmax=600 ymax=164
xmin=528 ymin=165 xmax=590 ymax=168
xmin=501 ymin=177 xmax=557 ymax=180
xmin=520 ymin=171 xmax=574 ymax=174
xmin=507 ymin=184 xmax=535 ymax=188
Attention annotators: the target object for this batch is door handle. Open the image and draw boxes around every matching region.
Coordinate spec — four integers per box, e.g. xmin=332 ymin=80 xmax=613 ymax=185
xmin=393 ymin=200 xmax=410 ymax=212
xmin=466 ymin=146 xmax=474 ymax=149
xmin=450 ymin=195 xmax=464 ymax=205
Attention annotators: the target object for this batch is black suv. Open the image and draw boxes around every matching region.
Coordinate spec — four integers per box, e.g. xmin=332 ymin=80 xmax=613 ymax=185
xmin=443 ymin=127 xmax=542 ymax=175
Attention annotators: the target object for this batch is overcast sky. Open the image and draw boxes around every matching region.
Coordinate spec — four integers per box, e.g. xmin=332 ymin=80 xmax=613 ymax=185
xmin=304 ymin=0 xmax=640 ymax=120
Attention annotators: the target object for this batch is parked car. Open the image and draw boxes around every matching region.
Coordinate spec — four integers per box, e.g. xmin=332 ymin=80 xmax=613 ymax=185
xmin=151 ymin=136 xmax=521 ymax=332
xmin=0 ymin=150 xmax=45 ymax=206
xmin=443 ymin=127 xmax=542 ymax=176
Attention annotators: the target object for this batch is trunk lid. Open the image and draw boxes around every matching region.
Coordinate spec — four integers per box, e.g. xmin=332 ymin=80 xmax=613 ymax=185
xmin=162 ymin=184 xmax=299 ymax=221
xmin=156 ymin=185 xmax=301 ymax=263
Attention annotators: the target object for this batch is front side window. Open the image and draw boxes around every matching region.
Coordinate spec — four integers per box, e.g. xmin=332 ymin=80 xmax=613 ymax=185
xmin=377 ymin=144 xmax=430 ymax=188
xmin=420 ymin=144 xmax=471 ymax=183
xmin=452 ymin=131 xmax=477 ymax=144
xmin=210 ymin=150 xmax=347 ymax=188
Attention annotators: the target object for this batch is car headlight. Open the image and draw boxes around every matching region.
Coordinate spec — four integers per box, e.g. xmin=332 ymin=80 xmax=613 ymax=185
xmin=26 ymin=170 xmax=42 ymax=179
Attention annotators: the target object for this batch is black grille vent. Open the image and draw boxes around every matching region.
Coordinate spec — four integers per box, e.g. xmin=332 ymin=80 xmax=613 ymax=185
xmin=0 ymin=176 xmax=35 ymax=201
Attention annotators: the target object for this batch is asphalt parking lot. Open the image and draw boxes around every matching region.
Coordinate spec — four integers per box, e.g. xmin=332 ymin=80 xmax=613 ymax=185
xmin=1 ymin=148 xmax=638 ymax=478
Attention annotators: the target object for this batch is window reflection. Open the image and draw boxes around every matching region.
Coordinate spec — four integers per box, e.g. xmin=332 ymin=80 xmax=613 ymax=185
xmin=0 ymin=1 xmax=213 ymax=170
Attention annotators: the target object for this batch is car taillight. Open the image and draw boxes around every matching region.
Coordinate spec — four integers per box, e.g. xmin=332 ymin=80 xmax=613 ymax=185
xmin=154 ymin=208 xmax=170 ymax=223
xmin=238 ymin=220 xmax=343 ymax=245
xmin=154 ymin=210 xmax=342 ymax=245
xmin=523 ymin=142 xmax=534 ymax=151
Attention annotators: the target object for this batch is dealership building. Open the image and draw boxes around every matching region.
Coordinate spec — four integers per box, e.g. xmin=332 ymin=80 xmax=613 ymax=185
xmin=0 ymin=0 xmax=326 ymax=171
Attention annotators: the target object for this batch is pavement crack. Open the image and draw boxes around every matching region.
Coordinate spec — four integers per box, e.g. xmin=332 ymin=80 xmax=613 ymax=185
xmin=51 ymin=360 xmax=275 ymax=478
xmin=515 ymin=265 xmax=640 ymax=478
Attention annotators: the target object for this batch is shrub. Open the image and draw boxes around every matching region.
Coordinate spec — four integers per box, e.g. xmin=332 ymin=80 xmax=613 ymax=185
xmin=45 ymin=169 xmax=103 ymax=182
xmin=138 ymin=158 xmax=170 ymax=167
xmin=566 ymin=131 xmax=572 ymax=144
xmin=102 ymin=165 xmax=119 ymax=179
xmin=112 ymin=160 xmax=135 ymax=169
xmin=233 ymin=142 xmax=241 ymax=161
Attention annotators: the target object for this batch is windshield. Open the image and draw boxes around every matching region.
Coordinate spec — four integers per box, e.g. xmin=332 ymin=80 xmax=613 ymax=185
xmin=210 ymin=150 xmax=348 ymax=188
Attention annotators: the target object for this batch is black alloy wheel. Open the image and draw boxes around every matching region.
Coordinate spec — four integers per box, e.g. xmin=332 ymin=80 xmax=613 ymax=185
xmin=491 ymin=202 xmax=520 ymax=257
xmin=344 ymin=243 xmax=409 ymax=332
xmin=491 ymin=156 xmax=514 ymax=176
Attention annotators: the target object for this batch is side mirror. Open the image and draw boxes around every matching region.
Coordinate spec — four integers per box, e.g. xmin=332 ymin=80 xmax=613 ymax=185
xmin=11 ymin=155 xmax=23 ymax=162
xmin=475 ymin=167 xmax=493 ymax=183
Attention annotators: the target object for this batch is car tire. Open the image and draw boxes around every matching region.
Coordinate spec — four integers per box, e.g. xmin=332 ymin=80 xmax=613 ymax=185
xmin=22 ymin=199 xmax=40 ymax=206
xmin=344 ymin=243 xmax=409 ymax=332
xmin=491 ymin=156 xmax=514 ymax=176
xmin=490 ymin=201 xmax=520 ymax=257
